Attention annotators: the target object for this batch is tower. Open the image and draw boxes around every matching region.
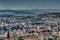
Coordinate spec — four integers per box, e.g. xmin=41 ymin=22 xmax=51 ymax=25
xmin=7 ymin=32 xmax=10 ymax=39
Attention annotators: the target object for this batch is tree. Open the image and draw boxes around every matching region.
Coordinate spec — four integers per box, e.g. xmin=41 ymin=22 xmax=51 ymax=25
xmin=17 ymin=36 xmax=23 ymax=40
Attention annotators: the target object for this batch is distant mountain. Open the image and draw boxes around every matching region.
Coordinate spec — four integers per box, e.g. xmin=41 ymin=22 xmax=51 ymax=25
xmin=0 ymin=9 xmax=60 ymax=17
xmin=24 ymin=9 xmax=60 ymax=14
xmin=0 ymin=9 xmax=36 ymax=17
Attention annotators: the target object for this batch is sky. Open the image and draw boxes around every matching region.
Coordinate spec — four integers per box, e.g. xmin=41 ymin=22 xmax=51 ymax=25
xmin=0 ymin=0 xmax=60 ymax=10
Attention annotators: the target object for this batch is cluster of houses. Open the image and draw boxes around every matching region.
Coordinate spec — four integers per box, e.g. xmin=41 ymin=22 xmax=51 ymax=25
xmin=0 ymin=16 xmax=60 ymax=40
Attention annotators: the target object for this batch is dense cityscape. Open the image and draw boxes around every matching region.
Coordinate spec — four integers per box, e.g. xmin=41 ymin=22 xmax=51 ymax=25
xmin=0 ymin=10 xmax=60 ymax=40
xmin=0 ymin=0 xmax=60 ymax=40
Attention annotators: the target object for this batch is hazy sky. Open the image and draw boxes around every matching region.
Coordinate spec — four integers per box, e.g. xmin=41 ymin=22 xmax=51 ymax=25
xmin=0 ymin=0 xmax=60 ymax=10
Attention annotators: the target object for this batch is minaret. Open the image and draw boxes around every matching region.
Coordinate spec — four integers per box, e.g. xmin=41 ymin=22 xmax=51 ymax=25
xmin=57 ymin=21 xmax=59 ymax=32
xmin=50 ymin=24 xmax=52 ymax=28
xmin=7 ymin=32 xmax=10 ymax=39
xmin=57 ymin=21 xmax=58 ymax=28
